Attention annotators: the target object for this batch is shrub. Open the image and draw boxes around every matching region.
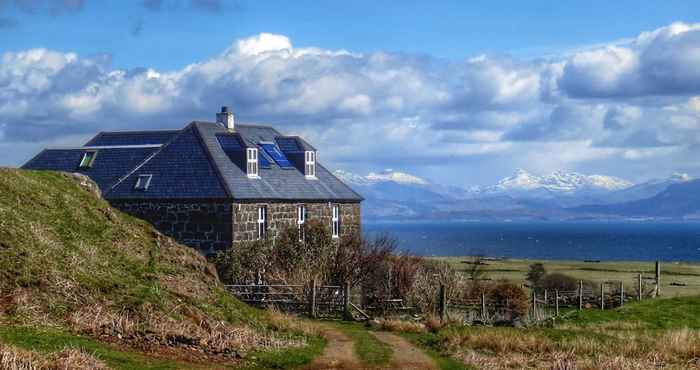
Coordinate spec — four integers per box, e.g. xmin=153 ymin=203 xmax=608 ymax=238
xmin=213 ymin=222 xmax=396 ymax=288
xmin=487 ymin=281 xmax=529 ymax=319
xmin=539 ymin=273 xmax=579 ymax=292
xmin=526 ymin=263 xmax=546 ymax=287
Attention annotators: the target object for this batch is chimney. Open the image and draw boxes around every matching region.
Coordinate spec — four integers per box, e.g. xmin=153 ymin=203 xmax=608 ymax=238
xmin=216 ymin=106 xmax=235 ymax=130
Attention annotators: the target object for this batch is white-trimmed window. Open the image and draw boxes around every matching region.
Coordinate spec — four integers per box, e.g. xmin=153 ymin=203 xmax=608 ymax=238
xmin=305 ymin=151 xmax=316 ymax=178
xmin=297 ymin=204 xmax=306 ymax=242
xmin=331 ymin=204 xmax=340 ymax=238
xmin=257 ymin=206 xmax=267 ymax=240
xmin=247 ymin=148 xmax=259 ymax=177
xmin=134 ymin=174 xmax=153 ymax=190
xmin=79 ymin=150 xmax=98 ymax=168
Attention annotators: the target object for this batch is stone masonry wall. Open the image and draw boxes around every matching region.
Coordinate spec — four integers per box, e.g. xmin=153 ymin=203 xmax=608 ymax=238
xmin=110 ymin=199 xmax=362 ymax=254
xmin=232 ymin=202 xmax=361 ymax=243
xmin=110 ymin=200 xmax=233 ymax=255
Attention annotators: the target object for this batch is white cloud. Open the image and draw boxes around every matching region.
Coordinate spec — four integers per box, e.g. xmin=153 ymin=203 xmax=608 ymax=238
xmin=3 ymin=23 xmax=700 ymax=184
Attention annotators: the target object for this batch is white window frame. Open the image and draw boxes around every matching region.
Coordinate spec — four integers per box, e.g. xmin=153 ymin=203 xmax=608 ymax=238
xmin=297 ymin=204 xmax=306 ymax=242
xmin=257 ymin=206 xmax=267 ymax=240
xmin=331 ymin=204 xmax=340 ymax=239
xmin=134 ymin=174 xmax=153 ymax=190
xmin=79 ymin=150 xmax=98 ymax=168
xmin=247 ymin=148 xmax=259 ymax=178
xmin=305 ymin=151 xmax=316 ymax=178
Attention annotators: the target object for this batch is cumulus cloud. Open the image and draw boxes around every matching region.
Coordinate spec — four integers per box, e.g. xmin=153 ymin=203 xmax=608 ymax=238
xmin=3 ymin=22 xmax=700 ymax=184
xmin=559 ymin=22 xmax=700 ymax=98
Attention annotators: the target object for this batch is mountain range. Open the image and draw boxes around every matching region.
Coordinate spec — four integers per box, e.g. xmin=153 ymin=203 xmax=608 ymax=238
xmin=335 ymin=169 xmax=698 ymax=221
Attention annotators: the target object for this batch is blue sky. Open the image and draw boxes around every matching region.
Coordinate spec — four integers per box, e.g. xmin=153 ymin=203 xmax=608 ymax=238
xmin=3 ymin=1 xmax=698 ymax=69
xmin=2 ymin=1 xmax=700 ymax=186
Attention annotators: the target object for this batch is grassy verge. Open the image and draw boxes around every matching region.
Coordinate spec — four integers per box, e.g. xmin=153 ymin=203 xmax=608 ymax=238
xmin=395 ymin=296 xmax=700 ymax=369
xmin=333 ymin=322 xmax=392 ymax=366
xmin=399 ymin=332 xmax=471 ymax=370
xmin=0 ymin=326 xmax=199 ymax=370
xmin=563 ymin=295 xmax=700 ymax=329
xmin=242 ymin=335 xmax=325 ymax=370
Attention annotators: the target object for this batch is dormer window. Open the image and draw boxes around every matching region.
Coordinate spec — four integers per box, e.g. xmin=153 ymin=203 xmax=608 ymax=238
xmin=247 ymin=148 xmax=259 ymax=178
xmin=134 ymin=174 xmax=152 ymax=190
xmin=305 ymin=151 xmax=316 ymax=178
xmin=79 ymin=150 xmax=97 ymax=168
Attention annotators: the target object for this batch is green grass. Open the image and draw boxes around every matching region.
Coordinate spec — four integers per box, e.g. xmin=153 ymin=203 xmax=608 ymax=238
xmin=564 ymin=295 xmax=700 ymax=329
xmin=399 ymin=332 xmax=472 ymax=370
xmin=0 ymin=326 xmax=194 ymax=370
xmin=242 ymin=335 xmax=325 ymax=370
xmin=430 ymin=256 xmax=700 ymax=297
xmin=334 ymin=322 xmax=393 ymax=366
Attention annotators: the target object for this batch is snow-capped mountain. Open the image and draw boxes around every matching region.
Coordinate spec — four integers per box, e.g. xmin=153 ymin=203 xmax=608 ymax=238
xmin=335 ymin=168 xmax=695 ymax=220
xmin=600 ymin=172 xmax=693 ymax=204
xmin=335 ymin=169 xmax=430 ymax=186
xmin=479 ymin=169 xmax=632 ymax=197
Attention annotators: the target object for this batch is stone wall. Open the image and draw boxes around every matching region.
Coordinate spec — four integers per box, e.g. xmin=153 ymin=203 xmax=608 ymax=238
xmin=110 ymin=199 xmax=362 ymax=253
xmin=232 ymin=202 xmax=361 ymax=243
xmin=110 ymin=200 xmax=233 ymax=255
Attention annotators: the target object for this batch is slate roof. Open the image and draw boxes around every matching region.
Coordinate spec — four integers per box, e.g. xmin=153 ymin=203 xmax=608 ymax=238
xmin=23 ymin=146 xmax=160 ymax=191
xmin=23 ymin=121 xmax=363 ymax=202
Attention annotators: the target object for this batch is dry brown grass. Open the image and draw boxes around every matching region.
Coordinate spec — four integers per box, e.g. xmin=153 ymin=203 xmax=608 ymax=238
xmin=265 ymin=308 xmax=319 ymax=337
xmin=0 ymin=343 xmax=107 ymax=370
xmin=376 ymin=318 xmax=426 ymax=334
xmin=67 ymin=304 xmax=304 ymax=355
xmin=437 ymin=326 xmax=700 ymax=369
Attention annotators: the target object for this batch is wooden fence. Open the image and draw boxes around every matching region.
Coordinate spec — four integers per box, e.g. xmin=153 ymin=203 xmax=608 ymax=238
xmin=442 ymin=263 xmax=663 ymax=325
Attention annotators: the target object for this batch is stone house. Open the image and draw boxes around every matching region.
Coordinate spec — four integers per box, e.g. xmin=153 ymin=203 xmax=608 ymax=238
xmin=23 ymin=107 xmax=363 ymax=255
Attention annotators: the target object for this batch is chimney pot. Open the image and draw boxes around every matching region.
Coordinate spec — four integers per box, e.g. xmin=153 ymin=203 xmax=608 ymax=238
xmin=216 ymin=106 xmax=235 ymax=130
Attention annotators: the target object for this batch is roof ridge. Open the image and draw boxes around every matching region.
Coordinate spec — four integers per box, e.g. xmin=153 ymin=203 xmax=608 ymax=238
xmin=191 ymin=123 xmax=234 ymax=198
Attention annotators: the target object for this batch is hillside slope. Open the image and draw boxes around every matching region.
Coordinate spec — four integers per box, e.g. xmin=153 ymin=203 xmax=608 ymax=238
xmin=0 ymin=169 xmax=310 ymax=366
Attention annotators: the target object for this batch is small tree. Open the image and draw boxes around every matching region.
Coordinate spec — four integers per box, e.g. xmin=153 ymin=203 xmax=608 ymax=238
xmin=526 ymin=263 xmax=546 ymax=287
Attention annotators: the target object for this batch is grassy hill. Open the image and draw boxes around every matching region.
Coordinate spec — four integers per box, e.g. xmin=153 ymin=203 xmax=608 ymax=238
xmin=0 ymin=169 xmax=320 ymax=369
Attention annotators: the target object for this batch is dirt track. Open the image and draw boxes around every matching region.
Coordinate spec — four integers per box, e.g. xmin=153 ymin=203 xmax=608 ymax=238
xmin=304 ymin=326 xmax=436 ymax=370
xmin=371 ymin=331 xmax=436 ymax=370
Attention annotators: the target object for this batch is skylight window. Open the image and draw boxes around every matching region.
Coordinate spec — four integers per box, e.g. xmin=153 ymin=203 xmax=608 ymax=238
xmin=78 ymin=150 xmax=98 ymax=168
xmin=305 ymin=151 xmax=316 ymax=178
xmin=247 ymin=148 xmax=259 ymax=178
xmin=260 ymin=142 xmax=293 ymax=168
xmin=134 ymin=174 xmax=152 ymax=190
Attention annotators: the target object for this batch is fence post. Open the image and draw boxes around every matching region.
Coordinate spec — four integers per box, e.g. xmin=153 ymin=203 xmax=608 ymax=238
xmin=655 ymin=260 xmax=661 ymax=298
xmin=555 ymin=290 xmax=559 ymax=316
xmin=310 ymin=279 xmax=317 ymax=319
xmin=532 ymin=291 xmax=537 ymax=320
xmin=481 ymin=291 xmax=486 ymax=321
xmin=638 ymin=273 xmax=643 ymax=301
xmin=578 ymin=280 xmax=583 ymax=311
xmin=600 ymin=283 xmax=604 ymax=310
xmin=620 ymin=281 xmax=624 ymax=308
xmin=343 ymin=282 xmax=351 ymax=321
xmin=544 ymin=289 xmax=548 ymax=306
xmin=438 ymin=284 xmax=446 ymax=323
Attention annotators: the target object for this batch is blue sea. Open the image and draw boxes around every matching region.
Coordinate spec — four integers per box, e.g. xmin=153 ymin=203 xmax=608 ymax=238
xmin=363 ymin=221 xmax=700 ymax=262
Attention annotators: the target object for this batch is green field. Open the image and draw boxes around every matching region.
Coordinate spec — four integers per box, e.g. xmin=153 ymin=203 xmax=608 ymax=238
xmin=429 ymin=257 xmax=700 ymax=296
